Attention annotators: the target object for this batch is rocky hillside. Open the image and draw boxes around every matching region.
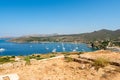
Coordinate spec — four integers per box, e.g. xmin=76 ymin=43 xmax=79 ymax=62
xmin=10 ymin=29 xmax=120 ymax=43
xmin=79 ymin=29 xmax=120 ymax=42
xmin=0 ymin=50 xmax=120 ymax=80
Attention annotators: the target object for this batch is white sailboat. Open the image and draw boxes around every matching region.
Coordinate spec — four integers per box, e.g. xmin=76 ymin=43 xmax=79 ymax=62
xmin=63 ymin=47 xmax=65 ymax=51
xmin=62 ymin=43 xmax=65 ymax=51
xmin=73 ymin=49 xmax=76 ymax=52
xmin=30 ymin=45 xmax=32 ymax=48
xmin=57 ymin=45 xmax=60 ymax=48
xmin=82 ymin=49 xmax=85 ymax=52
xmin=52 ymin=48 xmax=56 ymax=52
xmin=0 ymin=48 xmax=5 ymax=52
xmin=76 ymin=47 xmax=78 ymax=50
xmin=46 ymin=47 xmax=49 ymax=50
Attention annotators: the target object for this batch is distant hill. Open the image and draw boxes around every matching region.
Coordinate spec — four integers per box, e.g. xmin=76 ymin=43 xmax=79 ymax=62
xmin=10 ymin=29 xmax=120 ymax=43
xmin=77 ymin=29 xmax=120 ymax=42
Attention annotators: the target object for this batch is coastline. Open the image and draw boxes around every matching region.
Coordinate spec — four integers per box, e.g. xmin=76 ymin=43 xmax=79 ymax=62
xmin=0 ymin=39 xmax=93 ymax=56
xmin=106 ymin=46 xmax=120 ymax=52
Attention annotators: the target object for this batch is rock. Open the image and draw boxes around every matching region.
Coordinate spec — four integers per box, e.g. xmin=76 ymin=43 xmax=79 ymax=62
xmin=15 ymin=57 xmax=21 ymax=61
xmin=21 ymin=61 xmax=26 ymax=66
xmin=97 ymin=68 xmax=105 ymax=76
xmin=79 ymin=64 xmax=86 ymax=69
xmin=0 ymin=73 xmax=19 ymax=80
xmin=13 ymin=62 xmax=22 ymax=68
xmin=86 ymin=74 xmax=94 ymax=80
xmin=0 ymin=61 xmax=26 ymax=70
xmin=0 ymin=65 xmax=3 ymax=69
xmin=30 ymin=59 xmax=38 ymax=65
xmin=90 ymin=67 xmax=95 ymax=70
xmin=80 ymin=54 xmax=92 ymax=59
xmin=2 ymin=63 xmax=13 ymax=69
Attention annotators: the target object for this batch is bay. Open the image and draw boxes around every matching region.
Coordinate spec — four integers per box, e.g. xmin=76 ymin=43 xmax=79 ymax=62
xmin=0 ymin=39 xmax=95 ymax=56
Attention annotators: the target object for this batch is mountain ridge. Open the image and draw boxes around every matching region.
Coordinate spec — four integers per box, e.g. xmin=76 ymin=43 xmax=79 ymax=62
xmin=10 ymin=29 xmax=120 ymax=43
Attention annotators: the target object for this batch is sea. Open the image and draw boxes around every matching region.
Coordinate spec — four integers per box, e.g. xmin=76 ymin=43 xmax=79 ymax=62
xmin=0 ymin=38 xmax=95 ymax=56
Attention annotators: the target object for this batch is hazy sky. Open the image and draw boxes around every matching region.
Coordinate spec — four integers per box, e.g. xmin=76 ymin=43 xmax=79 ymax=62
xmin=0 ymin=0 xmax=120 ymax=37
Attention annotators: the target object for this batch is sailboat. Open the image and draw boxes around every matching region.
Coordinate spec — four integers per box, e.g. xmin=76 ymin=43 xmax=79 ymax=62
xmin=30 ymin=45 xmax=32 ymax=48
xmin=46 ymin=47 xmax=49 ymax=50
xmin=62 ymin=43 xmax=65 ymax=51
xmin=0 ymin=48 xmax=5 ymax=52
xmin=52 ymin=48 xmax=56 ymax=52
xmin=76 ymin=47 xmax=78 ymax=50
xmin=57 ymin=45 xmax=60 ymax=48
xmin=73 ymin=49 xmax=76 ymax=52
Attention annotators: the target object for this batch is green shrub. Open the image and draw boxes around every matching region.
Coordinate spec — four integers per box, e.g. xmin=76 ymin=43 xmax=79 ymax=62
xmin=36 ymin=55 xmax=41 ymax=57
xmin=29 ymin=55 xmax=35 ymax=59
xmin=50 ymin=54 xmax=56 ymax=58
xmin=24 ymin=56 xmax=31 ymax=65
xmin=65 ymin=57 xmax=74 ymax=62
xmin=62 ymin=52 xmax=68 ymax=54
xmin=63 ymin=52 xmax=70 ymax=57
xmin=35 ymin=55 xmax=43 ymax=60
xmin=78 ymin=52 xmax=84 ymax=55
xmin=0 ymin=56 xmax=13 ymax=64
xmin=11 ymin=56 xmax=15 ymax=58
xmin=36 ymin=57 xmax=43 ymax=60
xmin=28 ymin=55 xmax=42 ymax=60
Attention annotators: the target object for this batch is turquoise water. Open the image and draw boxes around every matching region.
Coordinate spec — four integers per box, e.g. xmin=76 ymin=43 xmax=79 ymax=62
xmin=0 ymin=39 xmax=94 ymax=56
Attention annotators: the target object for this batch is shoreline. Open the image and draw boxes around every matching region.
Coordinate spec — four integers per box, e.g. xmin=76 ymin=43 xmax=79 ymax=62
xmin=8 ymin=40 xmax=84 ymax=44
xmin=106 ymin=46 xmax=120 ymax=52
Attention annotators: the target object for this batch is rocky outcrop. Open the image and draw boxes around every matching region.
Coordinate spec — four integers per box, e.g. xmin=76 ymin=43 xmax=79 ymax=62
xmin=0 ymin=61 xmax=26 ymax=70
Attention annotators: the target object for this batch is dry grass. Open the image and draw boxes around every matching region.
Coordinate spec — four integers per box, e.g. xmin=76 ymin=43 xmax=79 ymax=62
xmin=93 ymin=57 xmax=109 ymax=69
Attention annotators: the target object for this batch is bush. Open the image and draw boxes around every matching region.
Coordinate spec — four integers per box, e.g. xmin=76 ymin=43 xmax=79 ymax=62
xmin=62 ymin=52 xmax=68 ymax=54
xmin=63 ymin=52 xmax=70 ymax=57
xmin=28 ymin=55 xmax=43 ymax=60
xmin=24 ymin=56 xmax=31 ymax=65
xmin=29 ymin=55 xmax=35 ymax=59
xmin=93 ymin=57 xmax=109 ymax=69
xmin=65 ymin=57 xmax=74 ymax=62
xmin=50 ymin=54 xmax=56 ymax=58
xmin=36 ymin=57 xmax=43 ymax=60
xmin=0 ymin=56 xmax=13 ymax=64
xmin=11 ymin=56 xmax=15 ymax=58
xmin=36 ymin=55 xmax=41 ymax=57
xmin=77 ymin=52 xmax=84 ymax=55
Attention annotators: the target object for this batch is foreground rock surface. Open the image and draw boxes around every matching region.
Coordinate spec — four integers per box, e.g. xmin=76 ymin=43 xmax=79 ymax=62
xmin=0 ymin=50 xmax=120 ymax=80
xmin=80 ymin=50 xmax=120 ymax=65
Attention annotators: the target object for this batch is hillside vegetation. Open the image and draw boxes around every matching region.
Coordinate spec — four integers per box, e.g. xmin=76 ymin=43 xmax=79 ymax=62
xmin=10 ymin=29 xmax=120 ymax=43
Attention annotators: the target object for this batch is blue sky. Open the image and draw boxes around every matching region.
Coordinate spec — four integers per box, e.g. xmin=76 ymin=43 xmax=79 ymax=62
xmin=0 ymin=0 xmax=120 ymax=37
